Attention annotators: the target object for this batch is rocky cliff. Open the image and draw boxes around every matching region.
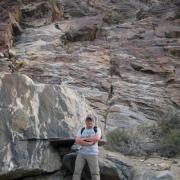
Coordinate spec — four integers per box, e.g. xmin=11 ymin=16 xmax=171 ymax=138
xmin=0 ymin=0 xmax=179 ymax=179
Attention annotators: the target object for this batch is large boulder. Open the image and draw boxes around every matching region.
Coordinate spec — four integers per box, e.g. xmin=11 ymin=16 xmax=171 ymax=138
xmin=0 ymin=73 xmax=96 ymax=179
xmin=133 ymin=170 xmax=174 ymax=180
xmin=156 ymin=171 xmax=173 ymax=180
xmin=21 ymin=1 xmax=64 ymax=27
xmin=62 ymin=148 xmax=135 ymax=180
xmin=61 ymin=15 xmax=103 ymax=43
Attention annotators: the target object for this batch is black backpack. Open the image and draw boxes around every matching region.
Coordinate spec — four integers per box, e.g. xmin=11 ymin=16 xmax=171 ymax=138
xmin=81 ymin=126 xmax=98 ymax=135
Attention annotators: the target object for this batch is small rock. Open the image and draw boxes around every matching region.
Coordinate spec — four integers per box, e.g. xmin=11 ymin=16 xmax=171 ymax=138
xmin=0 ymin=52 xmax=4 ymax=58
xmin=63 ymin=150 xmax=134 ymax=180
xmin=156 ymin=170 xmax=173 ymax=180
xmin=4 ymin=51 xmax=9 ymax=58
xmin=172 ymin=160 xmax=178 ymax=164
xmin=157 ymin=162 xmax=171 ymax=171
xmin=9 ymin=48 xmax=16 ymax=58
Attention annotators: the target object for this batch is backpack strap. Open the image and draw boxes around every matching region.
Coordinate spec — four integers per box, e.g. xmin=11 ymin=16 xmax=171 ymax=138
xmin=81 ymin=126 xmax=99 ymax=136
xmin=93 ymin=126 xmax=97 ymax=133
xmin=81 ymin=127 xmax=85 ymax=135
xmin=94 ymin=126 xmax=102 ymax=139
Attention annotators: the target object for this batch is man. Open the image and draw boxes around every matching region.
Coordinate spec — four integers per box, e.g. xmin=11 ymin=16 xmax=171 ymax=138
xmin=73 ymin=114 xmax=101 ymax=180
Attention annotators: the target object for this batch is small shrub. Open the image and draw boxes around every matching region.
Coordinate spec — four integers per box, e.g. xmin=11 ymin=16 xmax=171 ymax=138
xmin=105 ymin=111 xmax=180 ymax=157
xmin=104 ymin=127 xmax=154 ymax=156
xmin=105 ymin=129 xmax=129 ymax=152
xmin=103 ymin=10 xmax=124 ymax=24
xmin=158 ymin=129 xmax=180 ymax=157
xmin=156 ymin=111 xmax=180 ymax=157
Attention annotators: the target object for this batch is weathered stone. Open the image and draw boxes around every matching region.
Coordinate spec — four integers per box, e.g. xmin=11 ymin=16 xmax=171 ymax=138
xmin=63 ymin=0 xmax=97 ymax=18
xmin=0 ymin=52 xmax=4 ymax=58
xmin=157 ymin=162 xmax=171 ymax=171
xmin=0 ymin=141 xmax=61 ymax=180
xmin=0 ymin=73 xmax=98 ymax=179
xmin=0 ymin=2 xmax=179 ymax=177
xmin=164 ymin=46 xmax=180 ymax=57
xmin=62 ymin=148 xmax=134 ymax=180
xmin=51 ymin=2 xmax=64 ymax=22
xmin=133 ymin=170 xmax=157 ymax=180
xmin=8 ymin=48 xmax=16 ymax=58
xmin=61 ymin=16 xmax=103 ymax=43
xmin=5 ymin=0 xmax=177 ymax=135
xmin=0 ymin=0 xmax=21 ymax=53
xmin=156 ymin=170 xmax=173 ymax=180
xmin=21 ymin=1 xmax=64 ymax=27
xmin=9 ymin=12 xmax=22 ymax=36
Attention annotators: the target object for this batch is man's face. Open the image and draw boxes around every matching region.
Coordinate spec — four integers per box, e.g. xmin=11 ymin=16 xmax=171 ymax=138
xmin=86 ymin=118 xmax=94 ymax=128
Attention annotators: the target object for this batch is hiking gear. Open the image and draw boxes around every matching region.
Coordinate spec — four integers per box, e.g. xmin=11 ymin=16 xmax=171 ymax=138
xmin=81 ymin=126 xmax=97 ymax=135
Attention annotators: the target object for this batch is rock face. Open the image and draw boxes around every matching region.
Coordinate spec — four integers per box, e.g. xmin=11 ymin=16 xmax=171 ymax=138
xmin=0 ymin=0 xmax=179 ymax=130
xmin=21 ymin=0 xmax=64 ymax=27
xmin=11 ymin=0 xmax=179 ymax=131
xmin=61 ymin=15 xmax=103 ymax=42
xmin=0 ymin=0 xmax=179 ymax=179
xmin=0 ymin=0 xmax=64 ymax=55
xmin=0 ymin=0 xmax=21 ymax=54
xmin=0 ymin=73 xmax=95 ymax=179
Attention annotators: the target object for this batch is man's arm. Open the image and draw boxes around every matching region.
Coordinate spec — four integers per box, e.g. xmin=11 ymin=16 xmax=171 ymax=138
xmin=83 ymin=134 xmax=101 ymax=143
xmin=85 ymin=128 xmax=102 ymax=143
xmin=75 ymin=136 xmax=94 ymax=146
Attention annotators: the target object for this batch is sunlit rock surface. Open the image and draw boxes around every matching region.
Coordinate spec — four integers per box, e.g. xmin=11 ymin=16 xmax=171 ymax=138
xmin=0 ymin=73 xmax=95 ymax=179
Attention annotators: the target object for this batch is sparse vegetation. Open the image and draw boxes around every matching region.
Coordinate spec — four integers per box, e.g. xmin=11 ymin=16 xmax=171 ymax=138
xmin=158 ymin=129 xmax=180 ymax=157
xmin=105 ymin=125 xmax=156 ymax=156
xmin=157 ymin=112 xmax=180 ymax=157
xmin=105 ymin=111 xmax=180 ymax=157
xmin=103 ymin=10 xmax=124 ymax=24
xmin=51 ymin=0 xmax=59 ymax=4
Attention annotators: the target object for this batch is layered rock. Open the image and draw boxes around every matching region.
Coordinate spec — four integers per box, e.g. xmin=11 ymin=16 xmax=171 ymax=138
xmin=12 ymin=0 xmax=180 ymax=131
xmin=0 ymin=0 xmax=179 ymax=134
xmin=0 ymin=73 xmax=96 ymax=179
xmin=0 ymin=0 xmax=21 ymax=55
xmin=61 ymin=15 xmax=103 ymax=42
xmin=0 ymin=0 xmax=64 ymax=55
xmin=21 ymin=0 xmax=64 ymax=27
xmin=0 ymin=0 xmax=179 ymax=179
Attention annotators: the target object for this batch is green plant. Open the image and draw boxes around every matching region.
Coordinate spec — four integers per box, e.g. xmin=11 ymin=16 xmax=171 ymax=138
xmin=105 ymin=110 xmax=180 ymax=157
xmin=105 ymin=128 xmax=130 ymax=152
xmin=158 ymin=129 xmax=180 ymax=157
xmin=156 ymin=111 xmax=180 ymax=157
xmin=103 ymin=10 xmax=124 ymax=24
xmin=104 ymin=128 xmax=149 ymax=156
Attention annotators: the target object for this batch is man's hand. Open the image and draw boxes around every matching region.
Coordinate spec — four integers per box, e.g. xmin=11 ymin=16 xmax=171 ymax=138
xmin=75 ymin=137 xmax=95 ymax=146
xmin=83 ymin=135 xmax=101 ymax=144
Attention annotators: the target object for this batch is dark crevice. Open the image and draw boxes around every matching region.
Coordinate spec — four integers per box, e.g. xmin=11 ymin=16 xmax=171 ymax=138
xmin=15 ymin=170 xmax=60 ymax=180
xmin=103 ymin=31 xmax=115 ymax=130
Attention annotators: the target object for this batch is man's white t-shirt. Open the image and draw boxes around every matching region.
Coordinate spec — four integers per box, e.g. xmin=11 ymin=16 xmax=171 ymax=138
xmin=76 ymin=127 xmax=101 ymax=155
